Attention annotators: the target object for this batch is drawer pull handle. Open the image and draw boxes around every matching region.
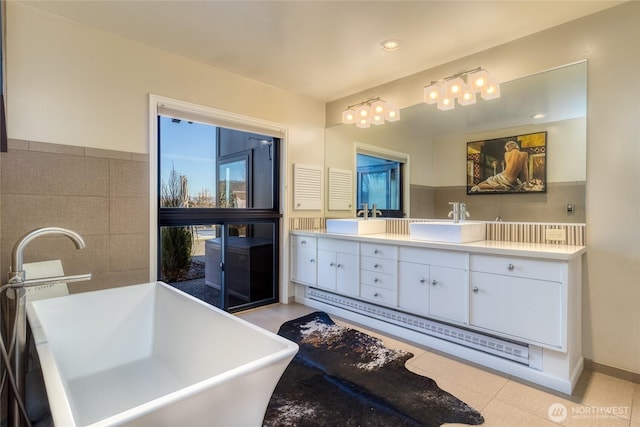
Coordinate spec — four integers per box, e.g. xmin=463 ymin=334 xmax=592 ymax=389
xmin=374 ymin=292 xmax=380 ymax=297
xmin=374 ymin=263 xmax=380 ymax=268
xmin=431 ymin=279 xmax=437 ymax=285
xmin=507 ymin=263 xmax=515 ymax=270
xmin=374 ymin=278 xmax=379 ymax=283
xmin=310 ymin=259 xmax=315 ymax=263
xmin=419 ymin=278 xmax=426 ymax=284
xmin=374 ymin=249 xmax=380 ymax=254
xmin=329 ymin=262 xmax=335 ymax=267
xmin=336 ymin=264 xmax=342 ymax=268
xmin=472 ymin=286 xmax=479 ymax=293
xmin=301 ymin=240 xmax=306 ymax=245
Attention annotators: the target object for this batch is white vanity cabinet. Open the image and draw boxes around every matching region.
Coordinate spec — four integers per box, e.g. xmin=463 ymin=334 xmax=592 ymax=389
xmin=290 ymin=235 xmax=317 ymax=286
xmin=398 ymin=247 xmax=468 ymax=324
xmin=360 ymin=242 xmax=398 ymax=307
xmin=292 ymin=229 xmax=585 ymax=394
xmin=469 ymin=254 xmax=564 ymax=349
xmin=316 ymin=238 xmax=359 ymax=296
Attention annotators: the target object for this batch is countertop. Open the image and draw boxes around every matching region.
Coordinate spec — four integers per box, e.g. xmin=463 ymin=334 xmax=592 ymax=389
xmin=290 ymin=229 xmax=586 ymax=261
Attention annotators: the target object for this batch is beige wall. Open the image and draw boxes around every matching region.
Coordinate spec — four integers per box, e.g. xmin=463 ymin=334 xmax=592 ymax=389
xmin=327 ymin=2 xmax=640 ymax=375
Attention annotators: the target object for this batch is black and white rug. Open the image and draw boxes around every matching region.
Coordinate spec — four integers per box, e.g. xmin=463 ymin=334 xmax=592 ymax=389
xmin=263 ymin=311 xmax=484 ymax=426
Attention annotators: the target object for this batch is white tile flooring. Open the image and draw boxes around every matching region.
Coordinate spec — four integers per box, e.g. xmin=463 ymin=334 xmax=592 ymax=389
xmin=237 ymin=303 xmax=640 ymax=427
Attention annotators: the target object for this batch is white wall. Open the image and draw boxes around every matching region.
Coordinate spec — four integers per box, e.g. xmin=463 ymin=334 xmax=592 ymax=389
xmin=6 ymin=2 xmax=325 ymax=208
xmin=328 ymin=2 xmax=640 ymax=375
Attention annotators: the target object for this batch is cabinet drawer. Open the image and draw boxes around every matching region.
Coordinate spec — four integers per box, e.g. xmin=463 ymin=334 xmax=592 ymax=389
xmin=360 ymin=256 xmax=397 ymax=275
xmin=360 ymin=243 xmax=398 ymax=260
xmin=360 ymin=270 xmax=397 ymax=290
xmin=318 ymin=238 xmax=358 ymax=254
xmin=292 ymin=235 xmax=316 ymax=250
xmin=470 ymin=254 xmax=563 ymax=282
xmin=361 ymin=284 xmax=398 ymax=306
xmin=399 ymin=246 xmax=467 ymax=269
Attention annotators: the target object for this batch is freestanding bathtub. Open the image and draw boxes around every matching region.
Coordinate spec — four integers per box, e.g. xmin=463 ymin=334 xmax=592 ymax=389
xmin=26 ymin=281 xmax=298 ymax=427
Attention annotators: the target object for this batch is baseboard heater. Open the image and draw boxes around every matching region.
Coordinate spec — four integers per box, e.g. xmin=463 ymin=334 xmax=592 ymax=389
xmin=307 ymin=287 xmax=530 ymax=366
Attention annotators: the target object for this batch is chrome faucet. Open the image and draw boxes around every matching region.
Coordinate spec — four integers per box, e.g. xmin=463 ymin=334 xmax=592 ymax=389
xmin=8 ymin=227 xmax=88 ymax=285
xmin=356 ymin=203 xmax=369 ymax=220
xmin=459 ymin=203 xmax=470 ymax=222
xmin=371 ymin=203 xmax=382 ymax=219
xmin=448 ymin=202 xmax=461 ymax=223
xmin=4 ymin=227 xmax=92 ymax=427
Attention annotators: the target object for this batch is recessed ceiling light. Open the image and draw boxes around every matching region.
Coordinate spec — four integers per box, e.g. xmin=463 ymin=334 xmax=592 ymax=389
xmin=380 ymin=39 xmax=401 ymax=52
xmin=531 ymin=113 xmax=546 ymax=119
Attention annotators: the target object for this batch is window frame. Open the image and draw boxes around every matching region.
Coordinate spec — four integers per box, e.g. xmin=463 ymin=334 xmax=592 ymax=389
xmin=149 ymin=95 xmax=289 ymax=304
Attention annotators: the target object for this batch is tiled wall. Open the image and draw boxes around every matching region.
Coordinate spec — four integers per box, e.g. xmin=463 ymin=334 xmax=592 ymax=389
xmin=0 ymin=140 xmax=150 ymax=293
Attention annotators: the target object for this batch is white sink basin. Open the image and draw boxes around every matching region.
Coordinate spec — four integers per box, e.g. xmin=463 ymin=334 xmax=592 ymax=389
xmin=326 ymin=218 xmax=386 ymax=235
xmin=27 ymin=281 xmax=298 ymax=427
xmin=409 ymin=221 xmax=486 ymax=243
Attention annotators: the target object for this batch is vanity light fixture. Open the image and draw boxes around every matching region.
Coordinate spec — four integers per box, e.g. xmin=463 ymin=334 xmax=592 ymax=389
xmin=341 ymin=97 xmax=400 ymax=128
xmin=424 ymin=67 xmax=500 ymax=111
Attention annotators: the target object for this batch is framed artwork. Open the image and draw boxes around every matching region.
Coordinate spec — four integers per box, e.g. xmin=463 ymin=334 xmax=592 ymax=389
xmin=467 ymin=131 xmax=547 ymax=194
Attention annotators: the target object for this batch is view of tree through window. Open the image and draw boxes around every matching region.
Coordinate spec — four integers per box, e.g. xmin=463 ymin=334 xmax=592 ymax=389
xmin=159 ymin=117 xmax=217 ymax=207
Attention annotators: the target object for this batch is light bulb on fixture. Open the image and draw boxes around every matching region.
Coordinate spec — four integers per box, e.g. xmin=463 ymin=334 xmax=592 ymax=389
xmin=385 ymin=105 xmax=400 ymax=122
xmin=341 ymin=108 xmax=356 ymax=124
xmin=445 ymin=77 xmax=466 ymax=98
xmin=458 ymin=87 xmax=477 ymax=106
xmin=467 ymin=68 xmax=489 ymax=92
xmin=423 ymin=82 xmax=443 ymax=104
xmin=437 ymin=97 xmax=455 ymax=111
xmin=481 ymin=78 xmax=501 ymax=100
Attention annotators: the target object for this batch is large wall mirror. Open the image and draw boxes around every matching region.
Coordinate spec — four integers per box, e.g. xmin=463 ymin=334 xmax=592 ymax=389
xmin=324 ymin=61 xmax=586 ymax=223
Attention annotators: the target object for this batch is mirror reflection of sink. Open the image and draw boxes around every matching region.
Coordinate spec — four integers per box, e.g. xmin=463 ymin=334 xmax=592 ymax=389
xmin=409 ymin=221 xmax=486 ymax=243
xmin=326 ymin=218 xmax=386 ymax=235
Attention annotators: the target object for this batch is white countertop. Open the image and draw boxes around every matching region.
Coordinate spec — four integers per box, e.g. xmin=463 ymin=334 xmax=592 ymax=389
xmin=290 ymin=230 xmax=586 ymax=261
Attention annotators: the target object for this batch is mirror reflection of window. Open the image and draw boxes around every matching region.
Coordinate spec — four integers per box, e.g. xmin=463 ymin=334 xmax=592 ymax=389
xmin=356 ymin=154 xmax=403 ymax=217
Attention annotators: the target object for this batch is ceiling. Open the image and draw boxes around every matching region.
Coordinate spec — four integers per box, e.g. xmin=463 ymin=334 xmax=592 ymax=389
xmin=20 ymin=0 xmax=623 ymax=102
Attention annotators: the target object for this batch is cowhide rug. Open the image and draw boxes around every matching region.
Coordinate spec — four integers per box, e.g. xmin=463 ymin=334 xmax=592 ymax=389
xmin=263 ymin=311 xmax=484 ymax=427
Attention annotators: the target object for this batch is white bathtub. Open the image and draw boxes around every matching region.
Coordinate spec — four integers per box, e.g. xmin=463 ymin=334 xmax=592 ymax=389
xmin=26 ymin=281 xmax=298 ymax=427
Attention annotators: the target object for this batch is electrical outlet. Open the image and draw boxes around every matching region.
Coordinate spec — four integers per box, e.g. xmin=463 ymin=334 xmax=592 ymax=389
xmin=545 ymin=228 xmax=567 ymax=242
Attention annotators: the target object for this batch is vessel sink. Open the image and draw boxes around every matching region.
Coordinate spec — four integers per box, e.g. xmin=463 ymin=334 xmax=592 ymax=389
xmin=326 ymin=218 xmax=386 ymax=235
xmin=26 ymin=281 xmax=298 ymax=427
xmin=409 ymin=221 xmax=486 ymax=243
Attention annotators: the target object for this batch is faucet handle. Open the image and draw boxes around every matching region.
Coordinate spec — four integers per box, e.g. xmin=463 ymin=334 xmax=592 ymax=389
xmin=449 ymin=201 xmax=460 ymax=211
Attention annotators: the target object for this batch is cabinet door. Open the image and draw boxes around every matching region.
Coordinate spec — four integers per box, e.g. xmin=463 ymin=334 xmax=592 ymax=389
xmin=291 ymin=241 xmax=316 ymax=286
xmin=316 ymin=249 xmax=337 ymax=291
xmin=429 ymin=266 xmax=467 ymax=324
xmin=470 ymin=271 xmax=562 ymax=348
xmin=398 ymin=261 xmax=430 ymax=315
xmin=336 ymin=253 xmax=359 ymax=297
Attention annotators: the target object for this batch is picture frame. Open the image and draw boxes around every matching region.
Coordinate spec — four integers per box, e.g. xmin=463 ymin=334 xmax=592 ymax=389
xmin=466 ymin=131 xmax=547 ymax=194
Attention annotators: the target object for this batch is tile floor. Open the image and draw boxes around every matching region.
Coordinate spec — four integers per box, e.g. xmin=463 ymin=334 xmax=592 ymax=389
xmin=237 ymin=303 xmax=640 ymax=427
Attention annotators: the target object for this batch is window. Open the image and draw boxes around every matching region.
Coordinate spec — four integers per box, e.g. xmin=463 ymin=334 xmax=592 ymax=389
xmin=151 ymin=96 xmax=285 ymax=312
